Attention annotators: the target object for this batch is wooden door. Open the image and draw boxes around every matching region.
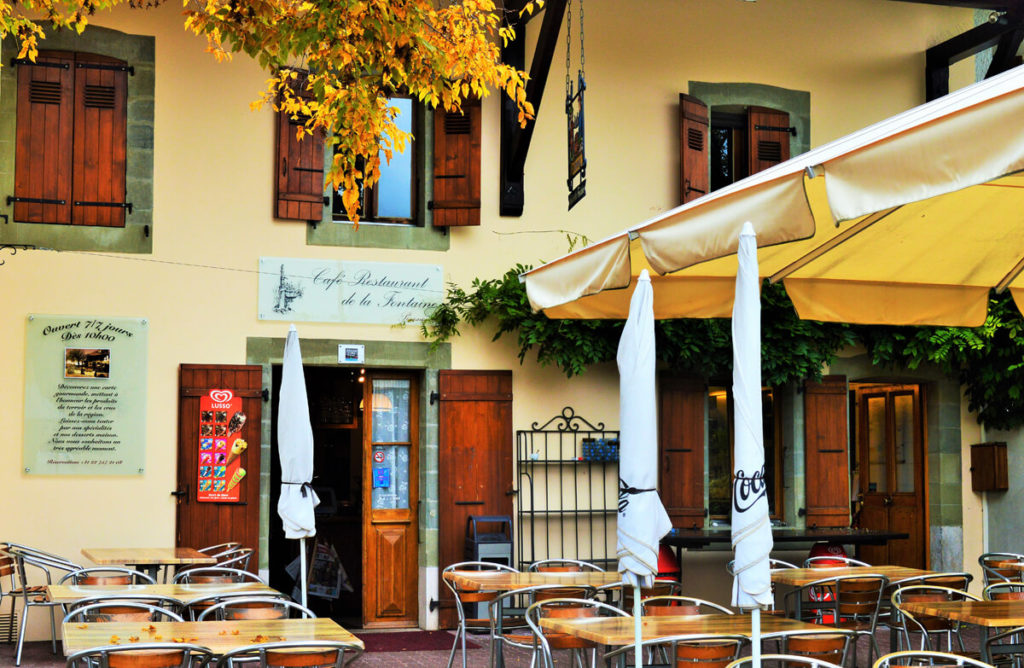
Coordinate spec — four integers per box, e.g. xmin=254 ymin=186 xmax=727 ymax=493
xmin=804 ymin=376 xmax=851 ymax=529
xmin=658 ymin=376 xmax=706 ymax=529
xmin=362 ymin=372 xmax=419 ymax=627
xmin=176 ymin=365 xmax=262 ymax=564
xmin=856 ymin=385 xmax=926 ymax=567
xmin=436 ymin=370 xmax=513 ymax=629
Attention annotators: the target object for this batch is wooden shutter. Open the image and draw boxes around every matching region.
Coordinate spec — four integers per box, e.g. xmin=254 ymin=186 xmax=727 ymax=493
xmin=14 ymin=51 xmax=74 ymax=224
xmin=176 ymin=365 xmax=263 ymax=566
xmin=804 ymin=375 xmax=851 ymax=529
xmin=275 ymin=71 xmax=325 ymax=222
xmin=432 ymin=99 xmax=481 ymax=227
xmin=436 ymin=370 xmax=513 ymax=628
xmin=73 ymin=53 xmax=128 ymax=227
xmin=679 ymin=94 xmax=709 ymax=205
xmin=747 ymin=106 xmax=791 ymax=175
xmin=658 ymin=375 xmax=706 ymax=529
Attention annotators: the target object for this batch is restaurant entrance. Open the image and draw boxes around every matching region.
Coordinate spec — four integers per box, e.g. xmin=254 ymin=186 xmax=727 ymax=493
xmin=268 ymin=366 xmax=420 ymax=628
xmin=851 ymin=383 xmax=927 ymax=568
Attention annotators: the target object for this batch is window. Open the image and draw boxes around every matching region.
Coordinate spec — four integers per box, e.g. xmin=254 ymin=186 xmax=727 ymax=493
xmin=707 ymin=386 xmax=781 ymax=518
xmin=13 ymin=50 xmax=130 ymax=227
xmin=331 ymin=97 xmax=418 ymax=223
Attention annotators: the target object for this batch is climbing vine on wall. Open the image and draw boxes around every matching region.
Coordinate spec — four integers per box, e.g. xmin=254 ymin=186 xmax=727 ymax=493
xmin=421 ymin=266 xmax=1024 ymax=430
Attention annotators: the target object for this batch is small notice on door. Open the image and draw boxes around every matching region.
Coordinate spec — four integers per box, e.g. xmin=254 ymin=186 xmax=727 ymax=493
xmin=196 ymin=389 xmax=247 ymax=503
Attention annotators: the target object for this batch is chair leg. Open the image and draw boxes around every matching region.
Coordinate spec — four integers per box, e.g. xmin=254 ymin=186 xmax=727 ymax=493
xmin=15 ymin=600 xmax=29 ymax=666
xmin=445 ymin=622 xmax=461 ymax=668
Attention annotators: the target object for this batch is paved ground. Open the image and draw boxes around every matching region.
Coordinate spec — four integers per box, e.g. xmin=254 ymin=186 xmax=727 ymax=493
xmin=2 ymin=627 xmax=987 ymax=667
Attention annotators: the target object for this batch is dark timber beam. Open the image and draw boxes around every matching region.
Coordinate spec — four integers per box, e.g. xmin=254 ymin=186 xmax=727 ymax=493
xmin=499 ymin=0 xmax=567 ymax=217
xmin=925 ymin=8 xmax=1024 ymax=100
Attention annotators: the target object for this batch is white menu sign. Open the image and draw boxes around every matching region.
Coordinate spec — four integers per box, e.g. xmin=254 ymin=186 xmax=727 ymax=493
xmin=258 ymin=257 xmax=444 ymax=324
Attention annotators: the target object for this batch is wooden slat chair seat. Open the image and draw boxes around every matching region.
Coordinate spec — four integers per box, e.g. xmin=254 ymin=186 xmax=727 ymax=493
xmin=214 ymin=640 xmax=363 ymax=668
xmin=605 ymin=634 xmax=749 ymax=668
xmin=196 ymin=596 xmax=314 ymax=622
xmin=874 ymin=650 xmax=997 ymax=668
xmin=984 ymin=583 xmax=1024 ymax=601
xmin=66 ymin=642 xmax=213 ymax=668
xmin=980 ymin=553 xmax=1024 ymax=587
xmin=524 ymin=596 xmax=630 ymax=667
xmin=60 ymin=567 xmax=157 ymax=587
xmin=63 ymin=601 xmax=185 ymax=625
xmin=183 ymin=592 xmax=290 ymax=621
xmin=171 ymin=567 xmax=265 ymax=585
xmin=760 ymin=629 xmax=855 ymax=668
xmin=642 ymin=595 xmax=734 ymax=617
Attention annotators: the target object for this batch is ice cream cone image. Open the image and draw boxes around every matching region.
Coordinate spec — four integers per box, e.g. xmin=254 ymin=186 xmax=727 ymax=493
xmin=225 ymin=438 xmax=248 ymax=467
xmin=226 ymin=467 xmax=246 ymax=492
xmin=227 ymin=411 xmax=246 ymax=437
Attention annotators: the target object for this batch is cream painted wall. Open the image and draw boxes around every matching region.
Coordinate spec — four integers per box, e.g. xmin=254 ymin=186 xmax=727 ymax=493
xmin=960 ymin=390 xmax=986 ymax=587
xmin=1 ymin=0 xmax=980 ymax=638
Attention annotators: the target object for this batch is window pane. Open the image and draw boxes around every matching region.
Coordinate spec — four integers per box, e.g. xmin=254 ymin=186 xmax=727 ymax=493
xmin=894 ymin=393 xmax=915 ymax=493
xmin=866 ymin=395 xmax=888 ymax=494
xmin=707 ymin=387 xmax=730 ymax=517
xmin=371 ymin=379 xmax=410 ymax=443
xmin=376 ymin=98 xmax=413 ymax=219
xmin=371 ymin=444 xmax=410 ymax=509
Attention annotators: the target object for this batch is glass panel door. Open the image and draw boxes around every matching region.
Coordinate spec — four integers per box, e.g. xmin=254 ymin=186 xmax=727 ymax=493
xmin=370 ymin=378 xmax=411 ymax=510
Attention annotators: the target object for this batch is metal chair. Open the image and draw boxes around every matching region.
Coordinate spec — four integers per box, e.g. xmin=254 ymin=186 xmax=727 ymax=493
xmin=442 ymin=560 xmax=519 ymax=668
xmin=66 ymin=642 xmax=213 ymax=668
xmin=63 ymin=601 xmax=185 ymax=624
xmin=197 ymin=541 xmax=241 ymax=556
xmin=59 ymin=567 xmax=157 ymax=586
xmin=873 ymin=650 xmax=996 ymax=668
xmin=805 ymin=556 xmax=871 ymax=568
xmin=523 ymin=596 xmax=629 ymax=668
xmin=528 ymin=558 xmax=605 ymax=572
xmin=604 ymin=633 xmax=749 ymax=668
xmin=891 ymin=584 xmax=980 ymax=652
xmin=760 ymin=629 xmax=855 ymax=668
xmin=642 ymin=595 xmax=733 ymax=616
xmin=215 ymin=547 xmax=254 ymax=571
xmin=172 ymin=566 xmax=266 ymax=584
xmin=66 ymin=594 xmax=186 ymax=617
xmin=5 ymin=544 xmax=83 ymax=666
xmin=983 ymin=625 xmax=1024 ymax=668
xmin=183 ymin=591 xmax=291 ymax=621
xmin=980 ymin=553 xmax=1024 ymax=587
xmin=785 ymin=574 xmax=888 ymax=667
xmin=726 ymin=655 xmax=845 ymax=668
xmin=196 ymin=596 xmax=315 ymax=621
xmin=619 ymin=579 xmax=685 ymax=612
xmin=214 ymin=640 xmax=363 ymax=668
xmin=985 ymin=582 xmax=1024 ymax=601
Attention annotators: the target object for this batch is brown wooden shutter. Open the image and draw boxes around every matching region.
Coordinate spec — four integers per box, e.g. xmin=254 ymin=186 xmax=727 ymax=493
xmin=436 ymin=370 xmax=513 ymax=629
xmin=804 ymin=375 xmax=851 ymax=529
xmin=14 ymin=51 xmax=74 ymax=224
xmin=679 ymin=94 xmax=709 ymax=205
xmin=747 ymin=106 xmax=791 ymax=175
xmin=275 ymin=72 xmax=325 ymax=222
xmin=432 ymin=99 xmax=481 ymax=227
xmin=72 ymin=53 xmax=128 ymax=227
xmin=658 ymin=375 xmax=706 ymax=529
xmin=176 ymin=365 xmax=263 ymax=566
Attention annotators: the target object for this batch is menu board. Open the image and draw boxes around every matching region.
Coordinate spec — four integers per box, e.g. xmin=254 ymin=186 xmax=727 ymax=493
xmin=196 ymin=389 xmax=248 ymax=503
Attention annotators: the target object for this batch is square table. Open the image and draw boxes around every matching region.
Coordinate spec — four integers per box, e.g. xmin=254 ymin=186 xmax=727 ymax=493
xmin=770 ymin=566 xmax=934 ymax=588
xmin=443 ymin=570 xmax=622 ymax=592
xmin=47 ymin=582 xmax=277 ymax=606
xmin=899 ymin=599 xmax=1024 ymax=627
xmin=81 ymin=547 xmax=216 ymax=582
xmin=61 ymin=618 xmax=363 ymax=657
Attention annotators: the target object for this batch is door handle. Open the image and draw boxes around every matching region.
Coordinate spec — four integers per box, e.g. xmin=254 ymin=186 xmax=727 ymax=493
xmin=170 ymin=486 xmax=188 ymax=504
xmin=883 ymin=496 xmax=894 ymax=507
xmin=455 ymin=501 xmax=484 ymax=506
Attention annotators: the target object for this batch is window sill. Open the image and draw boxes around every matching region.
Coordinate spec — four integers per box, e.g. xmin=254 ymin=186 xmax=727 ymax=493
xmin=307 ymin=220 xmax=449 ymax=251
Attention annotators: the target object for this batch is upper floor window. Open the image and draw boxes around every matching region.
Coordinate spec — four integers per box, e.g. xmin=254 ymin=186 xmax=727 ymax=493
xmin=13 ymin=50 xmax=130 ymax=227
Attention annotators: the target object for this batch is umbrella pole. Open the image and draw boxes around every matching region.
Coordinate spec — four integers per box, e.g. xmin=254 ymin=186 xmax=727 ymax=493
xmin=634 ymin=585 xmax=642 ymax=668
xmin=752 ymin=607 xmax=761 ymax=668
xmin=299 ymin=537 xmax=308 ymax=608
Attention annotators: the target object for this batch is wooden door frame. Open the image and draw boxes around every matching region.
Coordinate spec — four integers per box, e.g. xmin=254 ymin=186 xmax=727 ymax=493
xmin=854 ymin=383 xmax=928 ymax=567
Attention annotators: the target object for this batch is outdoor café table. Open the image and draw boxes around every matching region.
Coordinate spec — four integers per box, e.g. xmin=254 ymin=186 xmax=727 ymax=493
xmin=47 ymin=581 xmax=277 ymax=606
xmin=81 ymin=547 xmax=216 ymax=582
xmin=771 ymin=565 xmax=934 ymax=622
xmin=539 ymin=613 xmax=825 ymax=667
xmin=899 ymin=599 xmax=1024 ymax=627
xmin=61 ymin=617 xmax=364 ymax=657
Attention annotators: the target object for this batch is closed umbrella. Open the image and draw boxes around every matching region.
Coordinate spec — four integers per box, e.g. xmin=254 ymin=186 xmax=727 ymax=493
xmin=277 ymin=324 xmax=320 ymax=607
xmin=617 ymin=269 xmax=673 ymax=668
xmin=731 ymin=223 xmax=775 ymax=668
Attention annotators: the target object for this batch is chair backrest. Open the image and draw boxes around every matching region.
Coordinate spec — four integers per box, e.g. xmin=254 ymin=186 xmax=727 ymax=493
xmin=214 ymin=640 xmax=363 ymax=668
xmin=183 ymin=591 xmax=290 ymax=621
xmin=979 ymin=552 xmax=1024 ymax=586
xmin=63 ymin=601 xmax=184 ymax=623
xmin=216 ymin=547 xmax=254 ymax=570
xmin=604 ymin=634 xmax=749 ymax=668
xmin=760 ymin=629 xmax=854 ymax=668
xmin=770 ymin=559 xmax=798 ymax=570
xmin=197 ymin=541 xmax=241 ymax=556
xmin=441 ymin=560 xmax=519 ymax=623
xmin=726 ymin=654 xmax=844 ymax=668
xmin=59 ymin=567 xmax=156 ymax=586
xmin=172 ymin=566 xmax=265 ymax=584
xmin=834 ymin=574 xmax=888 ymax=620
xmin=524 ymin=596 xmax=629 ymax=657
xmin=983 ymin=582 xmax=1024 ymax=601
xmin=197 ymin=596 xmax=315 ymax=621
xmin=804 ymin=556 xmax=870 ymax=568
xmin=620 ymin=579 xmax=684 ymax=611
xmin=893 ymin=572 xmax=973 ymax=592
xmin=892 ymin=584 xmax=980 ymax=640
xmin=642 ymin=595 xmax=734 ymax=617
xmin=874 ymin=650 xmax=997 ymax=668
xmin=528 ymin=558 xmax=605 ymax=572
xmin=65 ymin=642 xmax=213 ymax=668
xmin=982 ymin=625 xmax=1024 ymax=665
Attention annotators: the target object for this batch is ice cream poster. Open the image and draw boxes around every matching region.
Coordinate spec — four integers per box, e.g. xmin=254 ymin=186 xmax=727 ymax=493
xmin=197 ymin=389 xmax=247 ymax=503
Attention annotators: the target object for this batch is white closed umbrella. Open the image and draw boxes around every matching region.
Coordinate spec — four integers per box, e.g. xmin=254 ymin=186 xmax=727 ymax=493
xmin=617 ymin=269 xmax=673 ymax=667
xmin=731 ymin=223 xmax=775 ymax=668
xmin=277 ymin=324 xmax=320 ymax=607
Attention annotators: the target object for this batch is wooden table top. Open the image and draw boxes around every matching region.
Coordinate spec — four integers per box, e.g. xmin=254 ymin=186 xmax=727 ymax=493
xmin=444 ymin=570 xmax=622 ymax=591
xmin=47 ymin=582 xmax=277 ymax=605
xmin=540 ymin=614 xmax=824 ymax=646
xmin=899 ymin=600 xmax=1024 ymax=627
xmin=61 ymin=618 xmax=364 ymax=656
xmin=81 ymin=548 xmax=216 ymax=567
xmin=770 ymin=566 xmax=933 ymax=587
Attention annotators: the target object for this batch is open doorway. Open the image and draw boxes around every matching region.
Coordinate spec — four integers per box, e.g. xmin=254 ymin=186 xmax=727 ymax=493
xmin=269 ymin=365 xmax=364 ymax=626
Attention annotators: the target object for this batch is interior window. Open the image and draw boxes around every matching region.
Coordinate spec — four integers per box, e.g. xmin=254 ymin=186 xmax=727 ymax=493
xmin=331 ymin=97 xmax=416 ymax=224
xmin=709 ymin=108 xmax=748 ymax=192
xmin=707 ymin=385 xmax=779 ymax=518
